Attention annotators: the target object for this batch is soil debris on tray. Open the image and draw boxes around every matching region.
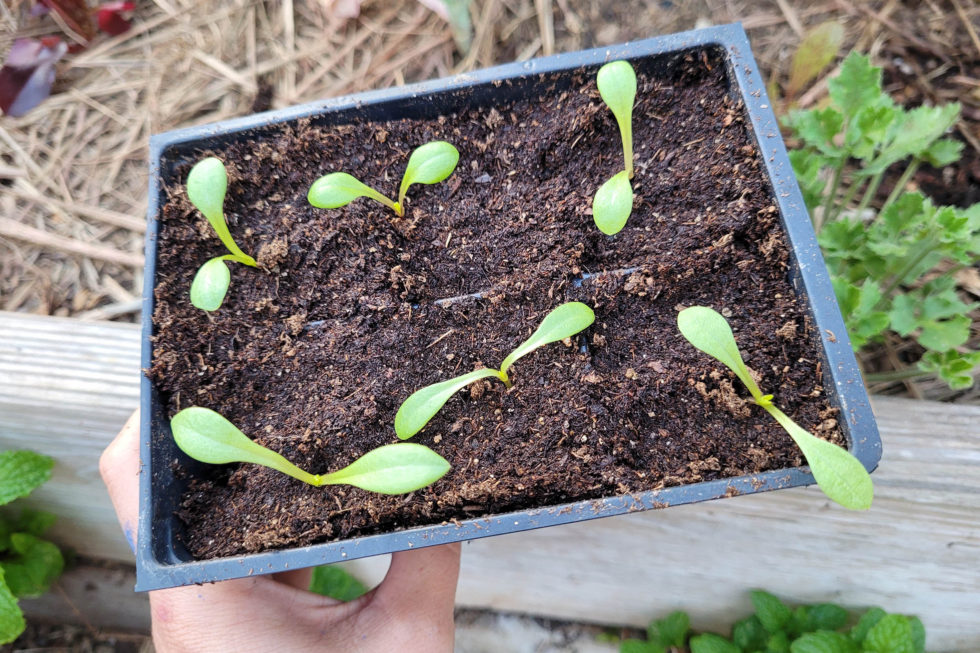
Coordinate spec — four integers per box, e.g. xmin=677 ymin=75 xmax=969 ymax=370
xmin=149 ymin=48 xmax=842 ymax=559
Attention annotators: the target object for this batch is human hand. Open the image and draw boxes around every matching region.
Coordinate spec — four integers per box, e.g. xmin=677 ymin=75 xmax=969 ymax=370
xmin=100 ymin=411 xmax=460 ymax=652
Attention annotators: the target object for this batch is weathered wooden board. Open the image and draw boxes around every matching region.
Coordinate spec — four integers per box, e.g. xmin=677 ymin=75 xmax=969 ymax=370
xmin=1 ymin=311 xmax=977 ymax=651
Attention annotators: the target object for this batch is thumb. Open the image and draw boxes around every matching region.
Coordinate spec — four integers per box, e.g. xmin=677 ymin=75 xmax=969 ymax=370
xmin=99 ymin=409 xmax=141 ymax=553
xmin=373 ymin=543 xmax=461 ymax=618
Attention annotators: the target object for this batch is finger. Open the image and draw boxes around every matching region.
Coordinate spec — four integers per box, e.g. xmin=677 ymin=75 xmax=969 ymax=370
xmin=374 ymin=542 xmax=461 ymax=616
xmin=98 ymin=409 xmax=141 ymax=552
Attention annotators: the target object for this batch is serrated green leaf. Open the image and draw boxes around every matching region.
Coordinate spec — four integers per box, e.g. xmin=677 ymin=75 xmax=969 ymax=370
xmin=787 ymin=22 xmax=844 ymax=97
xmin=0 ymin=568 xmax=25 ymax=646
xmin=1 ymin=510 xmax=56 ymax=539
xmin=917 ymin=315 xmax=971 ymax=352
xmin=752 ymin=590 xmax=792 ymax=634
xmin=399 ymin=141 xmax=460 ymax=206
xmin=828 ymin=53 xmax=881 ymax=120
xmin=593 ymin=170 xmax=633 ymax=235
xmin=677 ymin=307 xmax=764 ymax=400
xmin=394 ymin=368 xmax=505 ymax=440
xmin=0 ymin=451 xmax=53 ymax=506
xmin=790 ymin=631 xmax=857 ymax=653
xmin=309 ymin=565 xmax=368 ymax=602
xmin=621 ymin=640 xmax=665 ymax=653
xmin=187 ymin=158 xmax=255 ymax=266
xmin=308 ymin=172 xmax=397 ymax=212
xmin=690 ymin=633 xmax=740 ymax=653
xmin=320 ymin=443 xmax=450 ymax=494
xmin=500 ymin=302 xmax=595 ymax=375
xmin=2 ymin=533 xmax=63 ymax=598
xmin=919 ymin=350 xmax=980 ymax=390
xmin=805 ymin=604 xmax=849 ymax=632
xmin=765 ymin=404 xmax=873 ymax=510
xmin=597 ymin=60 xmax=636 ymax=175
xmin=733 ymin=615 xmax=769 ymax=651
xmin=785 ymin=107 xmax=844 ymax=156
xmin=788 ymin=149 xmax=828 ymax=211
xmin=922 ymin=138 xmax=963 ymax=167
xmin=768 ymin=630 xmax=791 ymax=653
xmin=849 ymin=608 xmax=886 ymax=644
xmin=908 ymin=617 xmax=925 ymax=653
xmin=190 ymin=256 xmax=231 ymax=311
xmin=848 ymin=100 xmax=899 ymax=159
xmin=864 ymin=104 xmax=961 ymax=175
xmin=648 ymin=611 xmax=689 ymax=648
xmin=864 ymin=614 xmax=914 ymax=653
xmin=171 ymin=407 xmax=320 ymax=486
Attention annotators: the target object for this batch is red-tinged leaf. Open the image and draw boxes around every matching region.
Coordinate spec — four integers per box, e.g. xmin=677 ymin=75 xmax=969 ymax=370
xmin=96 ymin=1 xmax=135 ymax=36
xmin=0 ymin=38 xmax=68 ymax=117
xmin=39 ymin=0 xmax=96 ymax=41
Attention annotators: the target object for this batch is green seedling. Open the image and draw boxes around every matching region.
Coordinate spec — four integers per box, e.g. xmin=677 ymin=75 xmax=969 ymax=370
xmin=186 ymin=157 xmax=257 ymax=311
xmin=677 ymin=306 xmax=873 ymax=510
xmin=594 ymin=60 xmax=637 ymax=236
xmin=308 ymin=141 xmax=459 ymax=217
xmin=395 ymin=302 xmax=595 ymax=440
xmin=597 ymin=60 xmax=636 ymax=178
xmin=171 ymin=407 xmax=450 ymax=494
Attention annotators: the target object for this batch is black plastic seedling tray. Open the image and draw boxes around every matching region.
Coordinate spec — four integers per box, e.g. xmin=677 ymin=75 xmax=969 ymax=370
xmin=137 ymin=23 xmax=881 ymax=592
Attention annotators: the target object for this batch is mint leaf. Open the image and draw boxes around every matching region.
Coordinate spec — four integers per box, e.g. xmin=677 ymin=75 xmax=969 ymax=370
xmin=805 ymin=604 xmax=849 ymax=632
xmin=733 ymin=615 xmax=769 ymax=651
xmin=908 ymin=617 xmax=925 ymax=653
xmin=0 ymin=451 xmax=54 ymax=506
xmin=752 ymin=590 xmax=792 ymax=634
xmin=690 ymin=633 xmax=740 ymax=653
xmin=828 ymin=53 xmax=881 ymax=120
xmin=648 ymin=611 xmax=689 ymax=648
xmin=790 ymin=631 xmax=857 ymax=653
xmin=309 ymin=565 xmax=368 ymax=602
xmin=863 ymin=614 xmax=914 ymax=653
xmin=0 ymin=568 xmax=26 ymax=645
xmin=1 ymin=533 xmax=64 ymax=598
xmin=768 ymin=630 xmax=791 ymax=653
xmin=621 ymin=640 xmax=665 ymax=653
xmin=849 ymin=608 xmax=886 ymax=644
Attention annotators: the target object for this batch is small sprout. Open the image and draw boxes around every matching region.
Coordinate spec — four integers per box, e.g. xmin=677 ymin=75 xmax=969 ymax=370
xmin=186 ymin=157 xmax=257 ymax=312
xmin=171 ymin=407 xmax=450 ymax=494
xmin=308 ymin=141 xmax=459 ymax=217
xmin=597 ymin=60 xmax=636 ymax=179
xmin=395 ymin=302 xmax=595 ymax=440
xmin=677 ymin=306 xmax=873 ymax=510
xmin=592 ymin=170 xmax=633 ymax=235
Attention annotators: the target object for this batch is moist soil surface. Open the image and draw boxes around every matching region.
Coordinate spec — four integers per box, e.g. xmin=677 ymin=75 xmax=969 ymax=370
xmin=150 ymin=48 xmax=843 ymax=559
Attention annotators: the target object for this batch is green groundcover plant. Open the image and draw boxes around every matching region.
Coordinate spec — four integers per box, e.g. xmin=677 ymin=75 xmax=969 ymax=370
xmin=678 ymin=307 xmax=872 ymax=510
xmin=171 ymin=407 xmax=450 ymax=494
xmin=0 ymin=450 xmax=64 ymax=645
xmin=611 ymin=590 xmax=928 ymax=653
xmin=784 ymin=52 xmax=980 ymax=389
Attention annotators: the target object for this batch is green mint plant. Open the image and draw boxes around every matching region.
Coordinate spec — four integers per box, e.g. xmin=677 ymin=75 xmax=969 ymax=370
xmin=186 ymin=157 xmax=258 ymax=312
xmin=677 ymin=307 xmax=873 ymax=510
xmin=593 ymin=60 xmax=637 ymax=235
xmin=308 ymin=565 xmax=368 ymax=602
xmin=395 ymin=302 xmax=595 ymax=440
xmin=171 ymin=407 xmax=450 ymax=494
xmin=784 ymin=52 xmax=980 ymax=389
xmin=0 ymin=450 xmax=64 ymax=645
xmin=308 ymin=141 xmax=459 ymax=217
xmin=616 ymin=591 xmax=928 ymax=653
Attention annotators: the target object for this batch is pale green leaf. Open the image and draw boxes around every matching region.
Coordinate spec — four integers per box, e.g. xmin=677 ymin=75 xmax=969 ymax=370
xmin=171 ymin=407 xmax=319 ymax=486
xmin=592 ymin=170 xmax=633 ymax=235
xmin=828 ymin=52 xmax=881 ymax=119
xmin=399 ymin=141 xmax=459 ymax=204
xmin=308 ymin=172 xmax=396 ymax=211
xmin=790 ymin=631 xmax=858 ymax=653
xmin=787 ymin=21 xmax=844 ymax=97
xmin=689 ymin=633 xmax=740 ymax=653
xmin=850 ymin=608 xmax=886 ymax=644
xmin=648 ymin=611 xmax=689 ymax=648
xmin=187 ymin=158 xmax=255 ymax=265
xmin=863 ymin=614 xmax=915 ymax=653
xmin=190 ymin=256 xmax=231 ymax=311
xmin=309 ymin=565 xmax=368 ymax=601
xmin=320 ymin=443 xmax=450 ymax=494
xmin=597 ymin=60 xmax=636 ymax=175
xmin=0 ymin=569 xmax=25 ymax=646
xmin=676 ymin=306 xmax=764 ymax=400
xmin=394 ymin=368 xmax=504 ymax=440
xmin=764 ymin=404 xmax=873 ymax=510
xmin=500 ymin=302 xmax=595 ymax=375
xmin=2 ymin=533 xmax=63 ymax=598
xmin=922 ymin=138 xmax=963 ymax=168
xmin=0 ymin=451 xmax=53 ymax=506
xmin=752 ymin=590 xmax=792 ymax=633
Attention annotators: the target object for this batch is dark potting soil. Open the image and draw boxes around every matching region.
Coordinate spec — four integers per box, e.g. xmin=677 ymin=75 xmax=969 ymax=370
xmin=149 ymin=48 xmax=843 ymax=559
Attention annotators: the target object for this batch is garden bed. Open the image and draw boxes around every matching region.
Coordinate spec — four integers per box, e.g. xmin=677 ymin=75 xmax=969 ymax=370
xmin=149 ymin=44 xmax=841 ymax=559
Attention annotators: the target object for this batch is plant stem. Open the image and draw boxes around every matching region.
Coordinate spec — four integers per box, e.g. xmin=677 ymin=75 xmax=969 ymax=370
xmin=499 ymin=369 xmax=512 ymax=389
xmin=828 ymin=176 xmax=863 ymax=223
xmin=818 ymin=160 xmax=845 ymax=233
xmin=880 ymin=158 xmax=920 ymax=215
xmin=879 ymin=238 xmax=939 ymax=299
xmin=864 ymin=367 xmax=932 ymax=383
xmin=855 ymin=170 xmax=884 ymax=217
